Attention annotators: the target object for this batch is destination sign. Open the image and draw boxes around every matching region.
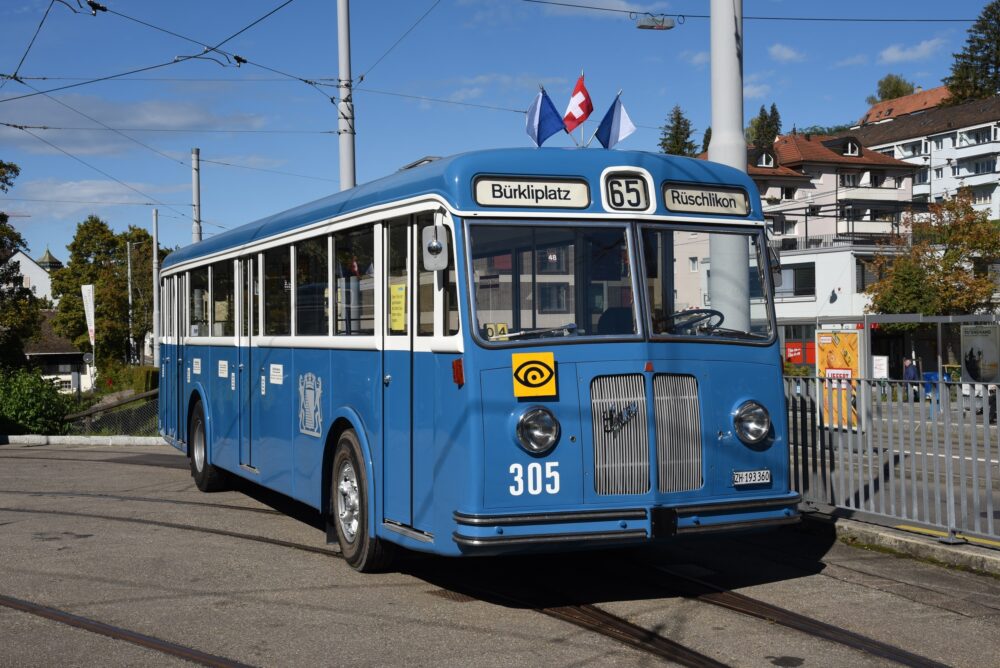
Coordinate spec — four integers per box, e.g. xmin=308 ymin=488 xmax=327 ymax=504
xmin=475 ymin=178 xmax=589 ymax=209
xmin=663 ymin=184 xmax=749 ymax=216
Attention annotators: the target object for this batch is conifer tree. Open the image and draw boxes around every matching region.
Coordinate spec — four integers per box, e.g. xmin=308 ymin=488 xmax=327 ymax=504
xmin=943 ymin=0 xmax=1000 ymax=104
xmin=659 ymin=105 xmax=697 ymax=157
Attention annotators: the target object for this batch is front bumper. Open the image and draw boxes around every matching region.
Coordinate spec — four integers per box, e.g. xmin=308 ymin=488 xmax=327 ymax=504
xmin=452 ymin=493 xmax=801 ymax=550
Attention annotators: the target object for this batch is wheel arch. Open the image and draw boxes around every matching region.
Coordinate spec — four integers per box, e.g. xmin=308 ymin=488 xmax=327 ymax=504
xmin=321 ymin=408 xmax=378 ymax=542
xmin=185 ymin=384 xmax=208 ymax=458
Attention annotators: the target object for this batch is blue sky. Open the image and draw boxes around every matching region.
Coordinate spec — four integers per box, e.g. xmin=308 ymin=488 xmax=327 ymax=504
xmin=0 ymin=0 xmax=988 ymax=258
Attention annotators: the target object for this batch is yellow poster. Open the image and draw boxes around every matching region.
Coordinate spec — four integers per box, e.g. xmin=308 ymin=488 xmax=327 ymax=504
xmin=816 ymin=330 xmax=860 ymax=428
xmin=389 ymin=283 xmax=406 ymax=332
xmin=511 ymin=352 xmax=557 ymax=397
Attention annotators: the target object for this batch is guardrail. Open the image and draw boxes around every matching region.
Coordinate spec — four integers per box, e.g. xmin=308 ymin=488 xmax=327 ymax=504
xmin=65 ymin=389 xmax=159 ymax=437
xmin=786 ymin=377 xmax=998 ymax=545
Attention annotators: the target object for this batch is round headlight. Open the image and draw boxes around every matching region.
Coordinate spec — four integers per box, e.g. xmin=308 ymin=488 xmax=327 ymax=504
xmin=733 ymin=401 xmax=770 ymax=444
xmin=516 ymin=407 xmax=561 ymax=454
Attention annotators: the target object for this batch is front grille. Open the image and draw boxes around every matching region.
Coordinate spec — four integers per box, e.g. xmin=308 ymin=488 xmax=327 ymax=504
xmin=591 ymin=375 xmax=650 ymax=495
xmin=653 ymin=374 xmax=702 ymax=492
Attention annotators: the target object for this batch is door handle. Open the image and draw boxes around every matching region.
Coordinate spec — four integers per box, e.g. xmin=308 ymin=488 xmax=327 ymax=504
xmin=383 ymin=374 xmax=392 ymax=386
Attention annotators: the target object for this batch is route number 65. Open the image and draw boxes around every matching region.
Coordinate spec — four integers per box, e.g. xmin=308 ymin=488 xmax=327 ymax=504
xmin=509 ymin=462 xmax=560 ymax=496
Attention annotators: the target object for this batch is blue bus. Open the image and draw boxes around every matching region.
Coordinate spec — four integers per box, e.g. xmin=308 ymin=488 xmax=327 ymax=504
xmin=158 ymin=148 xmax=800 ymax=571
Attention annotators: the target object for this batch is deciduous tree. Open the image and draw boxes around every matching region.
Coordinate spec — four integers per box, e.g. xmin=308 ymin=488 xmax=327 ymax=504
xmin=865 ymin=74 xmax=916 ymax=106
xmin=0 ymin=160 xmax=42 ymax=368
xmin=865 ymin=191 xmax=1000 ymax=319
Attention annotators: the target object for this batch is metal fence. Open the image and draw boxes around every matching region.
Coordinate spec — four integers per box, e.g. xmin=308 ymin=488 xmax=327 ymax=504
xmin=786 ymin=377 xmax=999 ymax=544
xmin=65 ymin=390 xmax=159 ymax=437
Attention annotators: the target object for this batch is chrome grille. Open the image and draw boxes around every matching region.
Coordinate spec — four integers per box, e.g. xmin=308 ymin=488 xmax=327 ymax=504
xmin=653 ymin=374 xmax=702 ymax=492
xmin=591 ymin=375 xmax=650 ymax=495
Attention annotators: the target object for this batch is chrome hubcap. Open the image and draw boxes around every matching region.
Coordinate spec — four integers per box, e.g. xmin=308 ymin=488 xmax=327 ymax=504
xmin=193 ymin=420 xmax=205 ymax=472
xmin=336 ymin=461 xmax=360 ymax=544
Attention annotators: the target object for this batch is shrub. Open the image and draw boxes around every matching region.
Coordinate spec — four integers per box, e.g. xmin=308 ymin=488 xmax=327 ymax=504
xmin=0 ymin=368 xmax=72 ymax=435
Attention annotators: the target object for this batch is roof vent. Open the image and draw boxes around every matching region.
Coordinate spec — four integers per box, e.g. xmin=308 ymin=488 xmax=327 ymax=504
xmin=398 ymin=156 xmax=441 ymax=171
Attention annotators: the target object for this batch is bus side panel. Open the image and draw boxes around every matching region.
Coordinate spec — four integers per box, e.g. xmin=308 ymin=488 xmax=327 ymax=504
xmin=159 ymin=342 xmax=183 ymax=450
xmin=289 ymin=347 xmax=332 ymax=507
xmin=290 ymin=348 xmax=381 ymax=510
xmin=252 ymin=346 xmax=295 ymax=496
xmin=207 ymin=343 xmax=240 ymax=473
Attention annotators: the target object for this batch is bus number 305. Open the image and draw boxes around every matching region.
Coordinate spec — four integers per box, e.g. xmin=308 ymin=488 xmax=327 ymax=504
xmin=509 ymin=462 xmax=560 ymax=496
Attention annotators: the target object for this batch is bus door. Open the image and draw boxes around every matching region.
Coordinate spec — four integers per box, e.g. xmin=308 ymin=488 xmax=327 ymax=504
xmin=382 ymin=220 xmax=413 ymax=526
xmin=238 ymin=256 xmax=256 ymax=469
xmin=174 ymin=274 xmax=185 ymax=442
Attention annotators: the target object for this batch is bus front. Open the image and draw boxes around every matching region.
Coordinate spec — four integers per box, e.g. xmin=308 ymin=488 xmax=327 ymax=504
xmin=451 ymin=183 xmax=800 ymax=552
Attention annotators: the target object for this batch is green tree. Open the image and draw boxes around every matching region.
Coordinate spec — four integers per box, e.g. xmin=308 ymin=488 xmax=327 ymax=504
xmin=798 ymin=123 xmax=853 ymax=136
xmin=865 ymin=73 xmax=916 ymax=106
xmin=659 ymin=105 xmax=697 ymax=156
xmin=700 ymin=126 xmax=712 ymax=154
xmin=51 ymin=216 xmax=129 ymax=366
xmin=944 ymin=0 xmax=1000 ymax=104
xmin=0 ymin=160 xmax=42 ymax=368
xmin=865 ymin=191 xmax=1000 ymax=319
xmin=745 ymin=104 xmax=782 ymax=149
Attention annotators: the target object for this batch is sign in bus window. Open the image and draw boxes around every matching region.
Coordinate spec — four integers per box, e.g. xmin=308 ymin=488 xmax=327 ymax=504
xmin=387 ymin=224 xmax=408 ymax=336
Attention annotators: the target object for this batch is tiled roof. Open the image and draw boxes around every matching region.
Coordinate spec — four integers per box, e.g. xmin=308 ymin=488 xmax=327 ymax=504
xmin=696 ymin=149 xmax=810 ymax=179
xmin=845 ymin=95 xmax=1000 ymax=147
xmin=857 ymin=86 xmax=951 ymax=125
xmin=23 ymin=310 xmax=81 ymax=356
xmin=774 ymin=133 xmax=915 ymax=169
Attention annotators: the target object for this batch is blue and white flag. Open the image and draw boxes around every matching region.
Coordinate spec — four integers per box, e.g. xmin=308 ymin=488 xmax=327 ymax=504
xmin=526 ymin=88 xmax=566 ymax=147
xmin=594 ymin=94 xmax=636 ymax=149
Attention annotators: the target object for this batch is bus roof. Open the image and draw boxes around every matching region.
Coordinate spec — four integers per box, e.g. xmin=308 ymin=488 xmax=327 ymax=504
xmin=162 ymin=147 xmax=762 ymax=270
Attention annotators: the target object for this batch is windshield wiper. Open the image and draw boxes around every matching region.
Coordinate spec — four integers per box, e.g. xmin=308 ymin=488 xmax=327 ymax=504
xmin=703 ymin=327 xmax=768 ymax=340
xmin=491 ymin=323 xmax=577 ymax=341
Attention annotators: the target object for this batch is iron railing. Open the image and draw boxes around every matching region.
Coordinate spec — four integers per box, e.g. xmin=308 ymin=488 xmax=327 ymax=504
xmin=786 ymin=377 xmax=998 ymax=545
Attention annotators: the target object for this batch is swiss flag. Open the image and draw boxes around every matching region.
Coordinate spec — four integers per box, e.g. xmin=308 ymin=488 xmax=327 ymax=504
xmin=563 ymin=75 xmax=593 ymax=133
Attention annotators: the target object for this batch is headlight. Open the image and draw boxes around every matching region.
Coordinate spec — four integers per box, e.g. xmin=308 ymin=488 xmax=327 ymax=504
xmin=516 ymin=407 xmax=560 ymax=454
xmin=733 ymin=401 xmax=770 ymax=444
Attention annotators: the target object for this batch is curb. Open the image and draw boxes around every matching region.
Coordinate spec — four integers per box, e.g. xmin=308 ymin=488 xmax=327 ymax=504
xmin=0 ymin=435 xmax=166 ymax=447
xmin=806 ymin=514 xmax=1000 ymax=578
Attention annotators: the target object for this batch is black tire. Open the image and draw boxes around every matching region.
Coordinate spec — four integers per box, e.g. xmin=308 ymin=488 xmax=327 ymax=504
xmin=331 ymin=429 xmax=394 ymax=572
xmin=189 ymin=401 xmax=226 ymax=492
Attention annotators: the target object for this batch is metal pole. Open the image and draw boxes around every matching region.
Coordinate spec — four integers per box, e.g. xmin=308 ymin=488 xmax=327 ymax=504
xmin=337 ymin=0 xmax=356 ymax=190
xmin=126 ymin=240 xmax=134 ymax=364
xmin=191 ymin=147 xmax=202 ymax=243
xmin=153 ymin=209 xmax=160 ymax=367
xmin=707 ymin=0 xmax=750 ymax=330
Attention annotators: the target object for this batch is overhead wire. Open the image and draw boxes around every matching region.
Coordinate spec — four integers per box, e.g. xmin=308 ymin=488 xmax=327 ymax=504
xmin=1 ymin=122 xmax=338 ymax=135
xmin=200 ymin=158 xmax=338 ymax=183
xmin=517 ymin=0 xmax=974 ymax=22
xmin=355 ymin=0 xmax=442 ymax=86
xmin=0 ymin=0 xmax=56 ymax=92
xmin=1 ymin=196 xmax=188 ymax=206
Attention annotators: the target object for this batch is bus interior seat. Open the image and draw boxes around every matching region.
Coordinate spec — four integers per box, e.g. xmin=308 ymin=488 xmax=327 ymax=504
xmin=597 ymin=307 xmax=633 ymax=335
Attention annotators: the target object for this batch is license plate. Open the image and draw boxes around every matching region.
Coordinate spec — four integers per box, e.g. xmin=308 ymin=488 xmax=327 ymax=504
xmin=733 ymin=469 xmax=771 ymax=486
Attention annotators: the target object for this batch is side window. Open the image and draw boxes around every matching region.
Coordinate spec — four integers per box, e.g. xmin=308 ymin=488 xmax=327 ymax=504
xmin=334 ymin=226 xmax=375 ymax=335
xmin=211 ymin=260 xmax=235 ymax=336
xmin=189 ymin=267 xmax=208 ymax=337
xmin=263 ymin=246 xmax=291 ymax=336
xmin=296 ymin=237 xmax=329 ymax=336
xmin=386 ymin=222 xmax=409 ymax=336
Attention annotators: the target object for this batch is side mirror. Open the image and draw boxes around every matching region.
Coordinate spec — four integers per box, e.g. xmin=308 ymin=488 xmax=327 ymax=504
xmin=421 ymin=218 xmax=449 ymax=271
xmin=768 ymin=246 xmax=783 ymax=288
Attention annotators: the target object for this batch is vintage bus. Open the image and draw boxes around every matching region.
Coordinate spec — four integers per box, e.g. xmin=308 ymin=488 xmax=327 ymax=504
xmin=158 ymin=148 xmax=800 ymax=571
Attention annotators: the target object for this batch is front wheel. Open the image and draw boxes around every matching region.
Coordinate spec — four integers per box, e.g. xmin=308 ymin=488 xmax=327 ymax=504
xmin=331 ymin=429 xmax=394 ymax=572
xmin=189 ymin=401 xmax=226 ymax=492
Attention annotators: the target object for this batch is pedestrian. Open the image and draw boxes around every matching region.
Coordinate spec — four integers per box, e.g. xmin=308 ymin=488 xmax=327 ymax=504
xmin=903 ymin=357 xmax=919 ymax=402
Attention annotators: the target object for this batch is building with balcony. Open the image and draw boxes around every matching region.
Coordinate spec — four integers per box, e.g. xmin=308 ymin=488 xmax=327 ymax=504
xmin=849 ymin=93 xmax=1000 ymax=220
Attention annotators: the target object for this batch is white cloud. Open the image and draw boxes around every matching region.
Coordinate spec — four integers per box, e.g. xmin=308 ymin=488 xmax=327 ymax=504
xmin=878 ymin=38 xmax=945 ymax=64
xmin=0 ymin=93 xmax=265 ymax=156
xmin=833 ymin=54 xmax=868 ymax=68
xmin=743 ymin=72 xmax=771 ymax=100
xmin=11 ymin=178 xmax=186 ymax=222
xmin=768 ymin=43 xmax=804 ymax=63
xmin=680 ymin=50 xmax=710 ymax=67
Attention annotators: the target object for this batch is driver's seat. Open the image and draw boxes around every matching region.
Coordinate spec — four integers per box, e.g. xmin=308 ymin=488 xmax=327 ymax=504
xmin=597 ymin=307 xmax=633 ymax=335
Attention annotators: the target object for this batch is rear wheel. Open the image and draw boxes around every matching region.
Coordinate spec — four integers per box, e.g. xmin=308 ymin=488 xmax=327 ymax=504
xmin=189 ymin=401 xmax=226 ymax=492
xmin=331 ymin=429 xmax=394 ymax=572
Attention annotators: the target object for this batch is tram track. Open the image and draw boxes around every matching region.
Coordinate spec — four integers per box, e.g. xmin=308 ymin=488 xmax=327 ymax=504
xmin=0 ymin=593 xmax=255 ymax=668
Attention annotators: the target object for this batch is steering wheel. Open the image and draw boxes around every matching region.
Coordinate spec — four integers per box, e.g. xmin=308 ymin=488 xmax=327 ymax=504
xmin=662 ymin=308 xmax=725 ymax=332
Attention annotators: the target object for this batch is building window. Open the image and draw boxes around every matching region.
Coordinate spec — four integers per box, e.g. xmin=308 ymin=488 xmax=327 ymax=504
xmin=870 ymin=171 xmax=886 ymax=188
xmin=972 ymin=188 xmax=993 ymax=205
xmin=844 ymin=141 xmax=860 ymax=156
xmin=920 ymin=140 xmax=930 ymax=155
xmin=968 ymin=127 xmax=990 ymax=145
xmin=915 ymin=169 xmax=929 ymax=185
xmin=855 ymin=258 xmax=880 ymax=293
xmin=973 ymin=158 xmax=995 ymax=175
xmin=775 ymin=263 xmax=816 ymax=297
xmin=538 ymin=283 xmax=571 ymax=314
xmin=934 ymin=167 xmax=943 ymax=179
xmin=840 ymin=172 xmax=859 ymax=187
xmin=951 ymin=163 xmax=960 ymax=177
xmin=933 ymin=137 xmax=944 ymax=150
xmin=756 ymin=153 xmax=774 ymax=168
xmin=688 ymin=257 xmax=698 ymax=272
xmin=782 ymin=187 xmax=797 ymax=199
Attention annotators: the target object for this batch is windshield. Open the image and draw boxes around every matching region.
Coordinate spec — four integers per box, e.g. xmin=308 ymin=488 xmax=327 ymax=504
xmin=641 ymin=226 xmax=772 ymax=341
xmin=467 ymin=222 xmax=774 ymax=345
xmin=469 ymin=224 xmax=636 ymax=341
